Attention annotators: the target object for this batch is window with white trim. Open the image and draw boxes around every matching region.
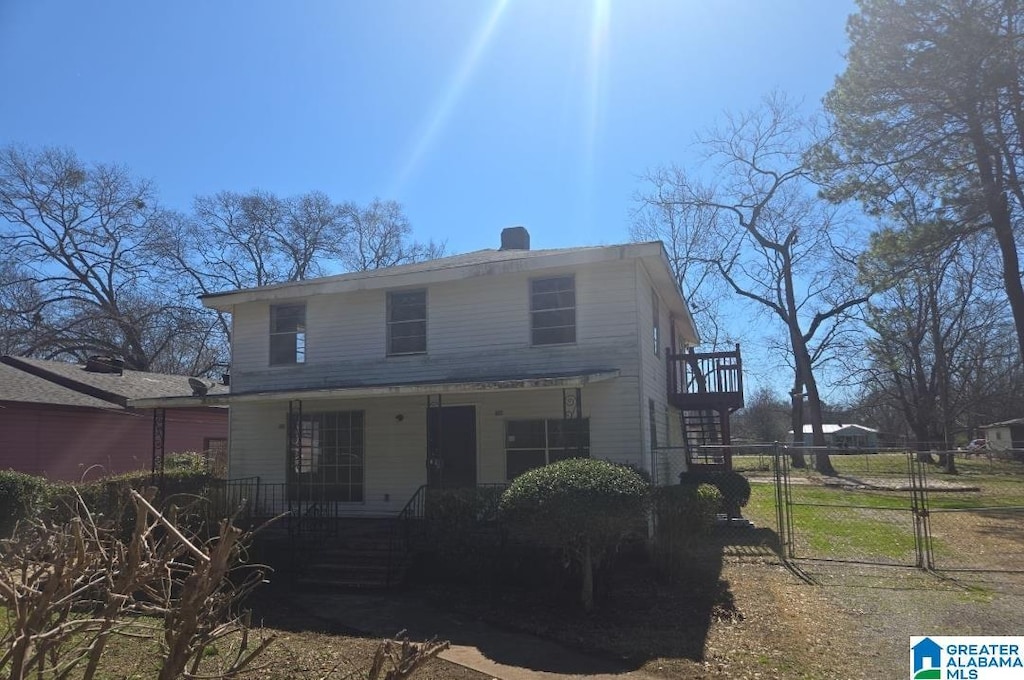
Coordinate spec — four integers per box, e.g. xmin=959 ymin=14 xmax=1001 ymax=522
xmin=530 ymin=276 xmax=576 ymax=345
xmin=505 ymin=418 xmax=590 ymax=479
xmin=387 ymin=289 xmax=427 ymax=355
xmin=270 ymin=303 xmax=306 ymax=365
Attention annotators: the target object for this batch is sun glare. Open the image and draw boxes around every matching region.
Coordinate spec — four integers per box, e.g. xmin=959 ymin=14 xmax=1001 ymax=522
xmin=580 ymin=0 xmax=610 ymax=221
xmin=392 ymin=0 xmax=511 ymax=194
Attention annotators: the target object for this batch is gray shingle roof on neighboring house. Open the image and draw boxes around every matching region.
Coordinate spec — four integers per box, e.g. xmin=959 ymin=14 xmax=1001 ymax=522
xmin=0 ymin=356 xmax=229 ymax=408
xmin=0 ymin=361 xmax=120 ymax=409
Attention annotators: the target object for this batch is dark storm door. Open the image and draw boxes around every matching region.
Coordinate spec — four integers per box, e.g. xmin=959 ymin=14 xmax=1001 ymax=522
xmin=427 ymin=405 xmax=477 ymax=488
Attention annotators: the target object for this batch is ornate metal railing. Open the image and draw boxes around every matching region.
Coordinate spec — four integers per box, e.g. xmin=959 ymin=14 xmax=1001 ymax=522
xmin=386 ymin=483 xmax=510 ymax=587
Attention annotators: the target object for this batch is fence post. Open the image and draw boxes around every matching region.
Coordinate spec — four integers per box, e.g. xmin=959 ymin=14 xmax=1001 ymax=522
xmin=909 ymin=450 xmax=933 ymax=571
xmin=772 ymin=441 xmax=792 ymax=560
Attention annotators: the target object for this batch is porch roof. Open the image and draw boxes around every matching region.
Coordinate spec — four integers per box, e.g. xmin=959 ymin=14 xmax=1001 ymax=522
xmin=127 ymin=368 xmax=620 ymax=409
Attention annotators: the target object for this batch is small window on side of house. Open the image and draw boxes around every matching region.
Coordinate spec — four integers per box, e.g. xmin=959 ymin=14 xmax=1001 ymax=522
xmin=387 ymin=289 xmax=427 ymax=355
xmin=652 ymin=288 xmax=660 ymax=356
xmin=531 ymin=276 xmax=576 ymax=345
xmin=270 ymin=303 xmax=306 ymax=365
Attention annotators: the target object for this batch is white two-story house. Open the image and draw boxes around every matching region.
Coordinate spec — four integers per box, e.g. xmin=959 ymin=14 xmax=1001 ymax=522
xmin=134 ymin=227 xmax=743 ymax=517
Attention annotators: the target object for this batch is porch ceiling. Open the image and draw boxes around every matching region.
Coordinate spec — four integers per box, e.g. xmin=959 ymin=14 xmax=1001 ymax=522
xmin=128 ymin=369 xmax=620 ymax=409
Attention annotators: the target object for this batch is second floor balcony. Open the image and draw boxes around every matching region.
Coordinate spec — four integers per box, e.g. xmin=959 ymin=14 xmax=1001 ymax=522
xmin=667 ymin=345 xmax=744 ymax=412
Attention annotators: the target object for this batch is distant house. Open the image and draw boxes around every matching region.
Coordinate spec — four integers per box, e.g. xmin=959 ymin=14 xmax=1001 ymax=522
xmin=0 ymin=356 xmax=228 ymax=481
xmin=788 ymin=423 xmax=879 ymax=452
xmin=979 ymin=418 xmax=1024 ymax=451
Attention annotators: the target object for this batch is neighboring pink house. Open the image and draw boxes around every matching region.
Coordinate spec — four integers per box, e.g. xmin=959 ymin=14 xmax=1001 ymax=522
xmin=0 ymin=356 xmax=228 ymax=482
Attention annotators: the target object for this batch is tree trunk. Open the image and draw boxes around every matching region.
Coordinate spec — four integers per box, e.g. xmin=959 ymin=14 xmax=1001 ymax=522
xmin=580 ymin=541 xmax=594 ymax=612
xmin=789 ymin=378 xmax=807 ymax=468
xmin=968 ymin=122 xmax=1024 ymax=367
xmin=798 ymin=345 xmax=836 ymax=476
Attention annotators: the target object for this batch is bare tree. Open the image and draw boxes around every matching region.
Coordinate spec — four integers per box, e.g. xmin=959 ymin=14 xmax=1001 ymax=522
xmin=732 ymin=385 xmax=790 ymax=443
xmin=860 ymin=230 xmax=1017 ymax=470
xmin=0 ymin=146 xmax=218 ymax=372
xmin=0 ymin=262 xmax=48 ymax=356
xmin=635 ymin=94 xmax=874 ymax=474
xmin=631 ymin=184 xmax=732 ymax=347
xmin=158 ymin=190 xmax=345 ymax=294
xmin=341 ymin=198 xmax=445 ymax=271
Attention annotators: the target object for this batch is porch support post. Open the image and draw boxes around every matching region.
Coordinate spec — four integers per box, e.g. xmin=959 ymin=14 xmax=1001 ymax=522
xmin=427 ymin=394 xmax=442 ymax=487
xmin=562 ymin=387 xmax=583 ymax=457
xmin=287 ymin=400 xmax=303 ymax=506
xmin=151 ymin=408 xmax=166 ymax=486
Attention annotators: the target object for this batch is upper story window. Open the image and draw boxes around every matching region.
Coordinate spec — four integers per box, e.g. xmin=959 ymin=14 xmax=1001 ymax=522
xmin=530 ymin=275 xmax=576 ymax=345
xmin=270 ymin=303 xmax=306 ymax=365
xmin=387 ymin=289 xmax=427 ymax=355
xmin=652 ymin=288 xmax=660 ymax=356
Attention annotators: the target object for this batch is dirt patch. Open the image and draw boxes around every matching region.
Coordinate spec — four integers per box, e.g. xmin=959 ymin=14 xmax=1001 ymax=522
xmin=821 ymin=476 xmax=980 ymax=492
xmin=795 ymin=562 xmax=1024 ymax=679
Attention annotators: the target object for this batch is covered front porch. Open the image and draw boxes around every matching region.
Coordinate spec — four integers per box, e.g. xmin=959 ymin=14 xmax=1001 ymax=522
xmin=134 ymin=369 xmax=632 ymax=522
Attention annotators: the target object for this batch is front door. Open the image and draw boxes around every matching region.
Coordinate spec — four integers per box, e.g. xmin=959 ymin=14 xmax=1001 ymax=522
xmin=427 ymin=405 xmax=477 ymax=488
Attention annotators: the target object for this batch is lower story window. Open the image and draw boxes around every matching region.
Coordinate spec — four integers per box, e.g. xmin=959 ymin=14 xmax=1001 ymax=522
xmin=288 ymin=410 xmax=364 ymax=502
xmin=505 ymin=418 xmax=590 ymax=479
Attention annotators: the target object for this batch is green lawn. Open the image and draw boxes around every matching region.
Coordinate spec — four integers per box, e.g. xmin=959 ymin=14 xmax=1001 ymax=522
xmin=740 ymin=454 xmax=1024 ymax=565
xmin=745 ymin=483 xmax=919 ymax=562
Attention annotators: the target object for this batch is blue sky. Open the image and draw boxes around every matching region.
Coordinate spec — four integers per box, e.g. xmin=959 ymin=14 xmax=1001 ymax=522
xmin=0 ymin=0 xmax=858 ymax=394
xmin=0 ymin=0 xmax=853 ymax=254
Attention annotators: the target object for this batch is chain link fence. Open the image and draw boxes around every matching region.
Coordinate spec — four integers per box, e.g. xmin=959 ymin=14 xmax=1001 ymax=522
xmin=653 ymin=443 xmax=1024 ymax=574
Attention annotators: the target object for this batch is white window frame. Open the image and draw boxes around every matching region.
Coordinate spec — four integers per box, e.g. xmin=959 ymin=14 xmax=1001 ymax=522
xmin=530 ymin=275 xmax=576 ymax=346
xmin=269 ymin=303 xmax=306 ymax=366
xmin=504 ymin=418 xmax=590 ymax=479
xmin=387 ymin=289 xmax=427 ymax=356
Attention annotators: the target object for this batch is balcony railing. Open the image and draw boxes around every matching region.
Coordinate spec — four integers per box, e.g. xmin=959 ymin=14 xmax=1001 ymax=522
xmin=667 ymin=344 xmax=744 ymax=411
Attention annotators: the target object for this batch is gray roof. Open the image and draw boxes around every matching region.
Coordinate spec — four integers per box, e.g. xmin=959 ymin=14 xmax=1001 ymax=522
xmin=981 ymin=417 xmax=1024 ymax=428
xmin=0 ymin=361 xmax=119 ymax=409
xmin=0 ymin=356 xmax=229 ymax=407
xmin=199 ymin=241 xmax=663 ymax=303
xmin=201 ymin=242 xmax=656 ymax=301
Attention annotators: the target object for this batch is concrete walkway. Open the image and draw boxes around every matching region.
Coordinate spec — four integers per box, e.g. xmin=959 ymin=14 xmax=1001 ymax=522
xmin=292 ymin=592 xmax=662 ymax=680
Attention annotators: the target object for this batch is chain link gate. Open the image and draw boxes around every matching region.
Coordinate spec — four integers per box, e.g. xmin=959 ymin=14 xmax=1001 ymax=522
xmin=772 ymin=446 xmax=931 ymax=568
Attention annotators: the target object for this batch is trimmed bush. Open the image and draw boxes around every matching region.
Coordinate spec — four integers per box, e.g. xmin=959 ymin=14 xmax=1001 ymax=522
xmin=652 ymin=483 xmax=722 ymax=580
xmin=499 ymin=458 xmax=649 ymax=610
xmin=411 ymin=487 xmax=508 ymax=584
xmin=0 ymin=470 xmax=54 ymax=536
xmin=654 ymin=483 xmax=722 ymax=536
xmin=0 ymin=467 xmax=221 ymax=541
xmin=164 ymin=451 xmax=213 ymax=475
xmin=678 ymin=469 xmax=751 ymax=518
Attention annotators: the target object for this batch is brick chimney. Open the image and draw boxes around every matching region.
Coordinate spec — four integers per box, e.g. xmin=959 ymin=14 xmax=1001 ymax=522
xmin=500 ymin=226 xmax=530 ymax=251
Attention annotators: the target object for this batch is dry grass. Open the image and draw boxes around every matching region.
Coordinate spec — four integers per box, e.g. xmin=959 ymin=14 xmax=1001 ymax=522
xmin=67 ymin=624 xmax=485 ymax=680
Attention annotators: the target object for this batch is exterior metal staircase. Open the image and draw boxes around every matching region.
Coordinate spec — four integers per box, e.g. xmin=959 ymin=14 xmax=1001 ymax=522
xmin=667 ymin=345 xmax=745 ymax=471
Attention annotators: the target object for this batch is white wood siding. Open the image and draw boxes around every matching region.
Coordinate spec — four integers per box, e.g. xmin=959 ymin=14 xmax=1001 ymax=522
xmin=227 ymin=378 xmax=643 ymax=515
xmin=220 ymin=250 xmax=714 ymax=504
xmin=232 ymin=378 xmax=643 ymax=512
xmin=229 ymin=261 xmax=640 ymax=393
